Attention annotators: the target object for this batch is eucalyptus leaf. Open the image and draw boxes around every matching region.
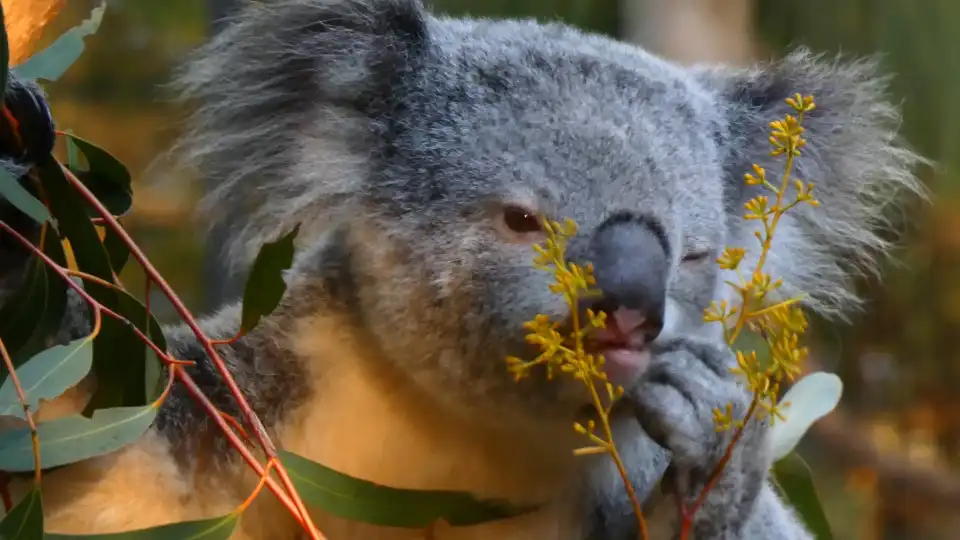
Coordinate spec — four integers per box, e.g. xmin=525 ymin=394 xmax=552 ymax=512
xmin=0 ymin=405 xmax=157 ymax=472
xmin=82 ymin=287 xmax=165 ymax=414
xmin=66 ymin=132 xmax=80 ymax=170
xmin=281 ymin=450 xmax=533 ymax=528
xmin=45 ymin=514 xmax=239 ymax=540
xmin=64 ymin=133 xmax=133 ymax=218
xmin=102 ymin=225 xmax=131 ymax=275
xmin=12 ymin=2 xmax=107 ymax=82
xmin=239 ymin=225 xmax=300 ymax=335
xmin=0 ymin=338 xmax=93 ymax=418
xmin=0 ymin=486 xmax=43 ymax=539
xmin=0 ymin=228 xmax=68 ymax=379
xmin=38 ymin=160 xmax=143 ymax=413
xmin=39 ymin=160 xmax=113 ymax=280
xmin=140 ymin=299 xmax=167 ymax=404
xmin=0 ymin=167 xmax=51 ymax=225
xmin=771 ymin=452 xmax=834 ymax=540
xmin=770 ymin=372 xmax=843 ymax=461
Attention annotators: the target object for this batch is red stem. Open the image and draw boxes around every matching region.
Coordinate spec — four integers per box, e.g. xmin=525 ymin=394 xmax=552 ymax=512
xmin=678 ymin=396 xmax=760 ymax=539
xmin=0 ymin=188 xmax=324 ymax=540
xmin=0 ymin=222 xmax=307 ymax=512
xmin=0 ymin=335 xmax=42 ymax=484
xmin=58 ymin=165 xmax=322 ymax=538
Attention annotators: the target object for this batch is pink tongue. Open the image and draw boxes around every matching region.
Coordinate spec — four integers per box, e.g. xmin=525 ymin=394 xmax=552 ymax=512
xmin=600 ymin=348 xmax=651 ymax=386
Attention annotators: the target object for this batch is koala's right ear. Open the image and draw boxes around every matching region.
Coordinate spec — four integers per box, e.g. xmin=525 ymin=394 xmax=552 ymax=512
xmin=170 ymin=0 xmax=429 ymax=271
xmin=690 ymin=49 xmax=928 ymax=318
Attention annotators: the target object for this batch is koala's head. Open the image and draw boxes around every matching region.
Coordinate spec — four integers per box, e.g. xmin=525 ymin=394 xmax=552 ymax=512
xmin=175 ymin=0 xmax=925 ymax=430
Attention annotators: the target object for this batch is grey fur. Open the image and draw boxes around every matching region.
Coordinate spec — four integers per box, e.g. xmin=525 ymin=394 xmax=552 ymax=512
xmin=1 ymin=0 xmax=927 ymax=537
xmin=693 ymin=52 xmax=929 ymax=318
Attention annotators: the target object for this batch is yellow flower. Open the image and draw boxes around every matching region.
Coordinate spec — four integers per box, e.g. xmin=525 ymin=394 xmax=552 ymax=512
xmin=702 ymin=94 xmax=818 ymax=432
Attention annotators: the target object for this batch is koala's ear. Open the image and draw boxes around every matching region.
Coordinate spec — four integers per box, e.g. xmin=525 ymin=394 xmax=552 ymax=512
xmin=178 ymin=0 xmax=427 ymax=111
xmin=170 ymin=0 xmax=428 ymax=271
xmin=692 ymin=49 xmax=929 ymax=318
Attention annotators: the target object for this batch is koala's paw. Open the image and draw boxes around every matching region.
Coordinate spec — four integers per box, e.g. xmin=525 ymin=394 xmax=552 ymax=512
xmin=626 ymin=337 xmax=770 ymax=534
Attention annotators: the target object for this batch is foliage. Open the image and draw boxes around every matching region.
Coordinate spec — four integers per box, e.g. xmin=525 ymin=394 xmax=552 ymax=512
xmin=0 ymin=3 xmax=852 ymax=540
xmin=505 ymin=219 xmax=649 ymax=536
xmin=11 ymin=1 xmax=104 ymax=83
xmin=0 ymin=3 xmax=531 ymax=538
xmin=705 ymin=94 xmax=820 ymax=429
xmin=281 ymin=451 xmax=532 ymax=528
xmin=238 ymin=224 xmax=299 ymax=337
xmin=509 ymin=96 xmax=843 ymax=539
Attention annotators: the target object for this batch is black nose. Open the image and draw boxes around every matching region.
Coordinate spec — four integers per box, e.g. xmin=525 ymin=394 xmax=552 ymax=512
xmin=586 ymin=215 xmax=668 ymax=341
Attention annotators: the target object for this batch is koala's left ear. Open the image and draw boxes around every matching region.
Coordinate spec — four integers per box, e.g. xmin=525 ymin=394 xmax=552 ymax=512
xmin=691 ymin=48 xmax=929 ymax=318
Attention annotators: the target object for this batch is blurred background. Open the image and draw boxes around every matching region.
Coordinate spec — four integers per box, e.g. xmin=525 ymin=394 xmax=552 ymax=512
xmin=12 ymin=0 xmax=960 ymax=538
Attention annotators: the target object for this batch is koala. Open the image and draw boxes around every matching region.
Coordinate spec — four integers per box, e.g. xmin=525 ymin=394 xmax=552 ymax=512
xmin=0 ymin=0 xmax=925 ymax=538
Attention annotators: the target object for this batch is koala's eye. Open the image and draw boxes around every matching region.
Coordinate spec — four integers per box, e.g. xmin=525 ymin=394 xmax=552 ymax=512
xmin=501 ymin=205 xmax=543 ymax=234
xmin=681 ymin=250 xmax=711 ymax=263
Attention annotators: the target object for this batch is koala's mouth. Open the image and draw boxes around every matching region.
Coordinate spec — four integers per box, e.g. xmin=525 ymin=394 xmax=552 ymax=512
xmin=584 ymin=324 xmax=651 ymax=387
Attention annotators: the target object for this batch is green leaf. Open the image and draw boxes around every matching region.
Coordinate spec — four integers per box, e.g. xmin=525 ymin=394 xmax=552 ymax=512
xmin=0 ymin=338 xmax=94 ymax=418
xmin=0 ymin=168 xmax=51 ymax=225
xmin=12 ymin=2 xmax=107 ymax=82
xmin=44 ymin=514 xmax=239 ymax=540
xmin=280 ymin=450 xmax=533 ymax=528
xmin=65 ymin=131 xmax=80 ymax=170
xmin=0 ymin=228 xmax=68 ymax=380
xmin=63 ymin=133 xmax=133 ymax=218
xmin=141 ymin=301 xmax=166 ymax=404
xmin=771 ymin=453 xmax=834 ymax=540
xmin=0 ymin=487 xmax=43 ymax=539
xmin=102 ymin=226 xmax=131 ymax=275
xmin=0 ymin=405 xmax=157 ymax=472
xmin=37 ymin=160 xmax=141 ymax=413
xmin=81 ymin=288 xmax=166 ymax=414
xmin=39 ymin=160 xmax=113 ymax=280
xmin=142 ymin=348 xmax=163 ymax=404
xmin=239 ymin=225 xmax=300 ymax=334
xmin=770 ymin=372 xmax=843 ymax=461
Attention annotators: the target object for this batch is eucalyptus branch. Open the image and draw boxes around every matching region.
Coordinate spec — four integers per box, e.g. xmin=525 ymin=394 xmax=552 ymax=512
xmin=678 ymin=94 xmax=819 ymax=537
xmin=0 ymin=206 xmax=322 ymax=538
xmin=0 ymin=336 xmax=41 ymax=485
xmin=54 ymin=164 xmax=323 ymax=539
xmin=507 ymin=218 xmax=650 ymax=540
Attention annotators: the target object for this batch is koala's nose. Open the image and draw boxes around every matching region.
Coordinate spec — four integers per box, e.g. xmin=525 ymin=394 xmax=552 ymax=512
xmin=586 ymin=216 xmax=668 ymax=341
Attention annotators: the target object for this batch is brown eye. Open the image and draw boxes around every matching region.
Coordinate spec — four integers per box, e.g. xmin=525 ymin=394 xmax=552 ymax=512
xmin=502 ymin=205 xmax=543 ymax=234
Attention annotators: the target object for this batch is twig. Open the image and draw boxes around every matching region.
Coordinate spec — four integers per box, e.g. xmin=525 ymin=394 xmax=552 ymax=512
xmin=57 ymin=165 xmax=322 ymax=539
xmin=0 ymin=218 xmax=319 ymax=536
xmin=235 ymin=457 xmax=277 ymax=514
xmin=678 ymin=396 xmax=760 ymax=538
xmin=210 ymin=329 xmax=246 ymax=347
xmin=0 ymin=224 xmax=191 ymax=369
xmin=0 ymin=336 xmax=42 ymax=484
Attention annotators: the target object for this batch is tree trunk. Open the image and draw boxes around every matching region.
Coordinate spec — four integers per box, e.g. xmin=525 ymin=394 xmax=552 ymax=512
xmin=619 ymin=0 xmax=756 ymax=65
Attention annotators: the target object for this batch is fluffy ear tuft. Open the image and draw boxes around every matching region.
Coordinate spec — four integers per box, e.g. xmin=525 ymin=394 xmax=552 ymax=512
xmin=695 ymin=48 xmax=930 ymax=319
xmin=169 ymin=0 xmax=428 ymax=272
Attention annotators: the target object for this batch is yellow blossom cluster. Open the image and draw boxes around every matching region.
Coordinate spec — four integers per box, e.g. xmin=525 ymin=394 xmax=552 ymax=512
xmin=505 ymin=218 xmax=621 ymax=418
xmin=504 ymin=94 xmax=822 ymax=537
xmin=706 ymin=93 xmax=820 ymax=431
xmin=505 ymin=218 xmax=648 ymax=532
